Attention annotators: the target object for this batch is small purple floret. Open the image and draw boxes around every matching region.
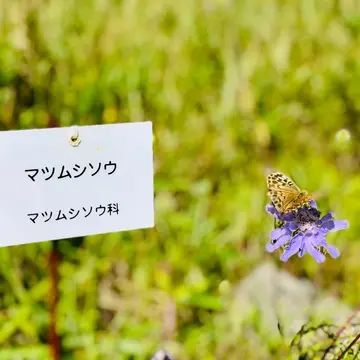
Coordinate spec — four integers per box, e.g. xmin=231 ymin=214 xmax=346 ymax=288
xmin=265 ymin=201 xmax=349 ymax=263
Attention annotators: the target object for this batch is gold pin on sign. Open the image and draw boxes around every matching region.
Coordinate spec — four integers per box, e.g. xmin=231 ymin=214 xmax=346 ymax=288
xmin=69 ymin=126 xmax=81 ymax=147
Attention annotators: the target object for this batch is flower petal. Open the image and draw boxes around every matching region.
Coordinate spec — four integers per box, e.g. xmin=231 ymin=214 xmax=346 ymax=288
xmin=306 ymin=245 xmax=326 ymax=263
xmin=282 ymin=212 xmax=296 ymax=222
xmin=303 ymin=235 xmax=328 ymax=262
xmin=266 ymin=242 xmax=278 ymax=252
xmin=280 ymin=234 xmax=303 ymax=262
xmin=270 ymin=228 xmax=288 ymax=240
xmin=321 ymin=213 xmax=333 ymax=223
xmin=316 ymin=235 xmax=340 ymax=259
xmin=298 ymin=242 xmax=306 ymax=257
xmin=332 ymin=220 xmax=349 ymax=231
xmin=265 ymin=204 xmax=276 ymax=215
xmin=287 ymin=221 xmax=298 ymax=231
xmin=318 ymin=228 xmax=330 ymax=237
xmin=321 ymin=220 xmax=335 ymax=231
xmin=325 ymin=244 xmax=340 ymax=258
xmin=310 ymin=200 xmax=317 ymax=209
xmin=266 ymin=230 xmax=292 ymax=252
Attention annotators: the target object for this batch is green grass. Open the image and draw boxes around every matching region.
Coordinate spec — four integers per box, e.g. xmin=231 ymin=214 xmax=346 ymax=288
xmin=0 ymin=0 xmax=360 ymax=358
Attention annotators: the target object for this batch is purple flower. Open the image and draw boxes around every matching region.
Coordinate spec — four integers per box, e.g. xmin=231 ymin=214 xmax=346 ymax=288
xmin=265 ymin=200 xmax=349 ymax=263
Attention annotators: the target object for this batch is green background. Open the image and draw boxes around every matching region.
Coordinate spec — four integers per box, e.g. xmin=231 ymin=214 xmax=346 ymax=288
xmin=0 ymin=0 xmax=358 ymax=359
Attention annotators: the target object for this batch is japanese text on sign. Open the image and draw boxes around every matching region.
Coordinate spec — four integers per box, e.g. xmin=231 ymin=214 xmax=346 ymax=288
xmin=25 ymin=161 xmax=117 ymax=182
xmin=27 ymin=202 xmax=120 ymax=224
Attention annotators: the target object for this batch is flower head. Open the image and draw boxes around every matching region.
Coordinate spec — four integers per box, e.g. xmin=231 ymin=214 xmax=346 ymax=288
xmin=265 ymin=200 xmax=349 ymax=263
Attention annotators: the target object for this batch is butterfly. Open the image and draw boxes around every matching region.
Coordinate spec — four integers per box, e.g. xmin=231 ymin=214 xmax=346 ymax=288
xmin=267 ymin=172 xmax=312 ymax=215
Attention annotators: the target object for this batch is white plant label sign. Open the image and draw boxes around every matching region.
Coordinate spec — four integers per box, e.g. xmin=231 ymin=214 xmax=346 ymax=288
xmin=0 ymin=122 xmax=154 ymax=247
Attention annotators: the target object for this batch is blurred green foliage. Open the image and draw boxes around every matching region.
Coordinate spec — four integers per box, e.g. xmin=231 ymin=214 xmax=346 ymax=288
xmin=0 ymin=0 xmax=360 ymax=359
